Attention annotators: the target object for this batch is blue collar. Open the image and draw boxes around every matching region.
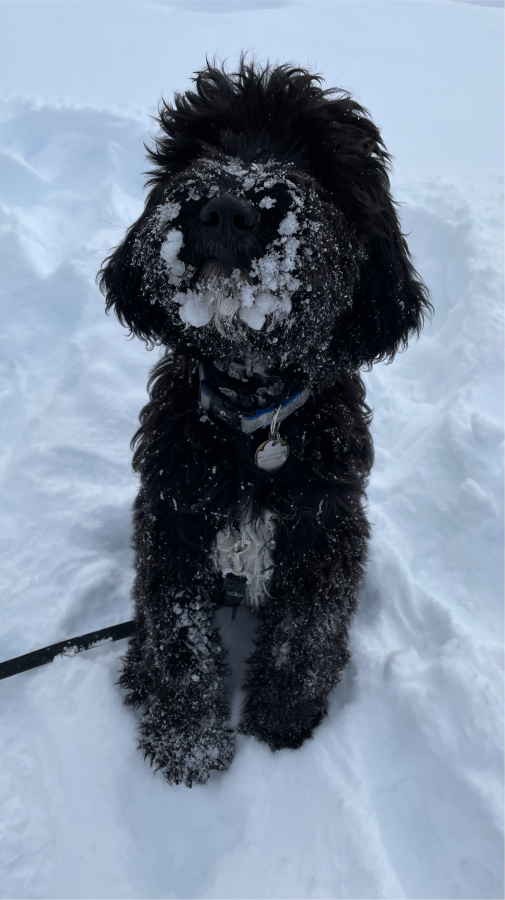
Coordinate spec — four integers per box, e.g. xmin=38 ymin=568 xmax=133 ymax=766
xmin=198 ymin=364 xmax=310 ymax=434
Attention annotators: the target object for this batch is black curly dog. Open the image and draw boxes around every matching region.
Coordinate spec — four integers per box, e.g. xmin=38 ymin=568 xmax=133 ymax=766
xmin=99 ymin=60 xmax=430 ymax=786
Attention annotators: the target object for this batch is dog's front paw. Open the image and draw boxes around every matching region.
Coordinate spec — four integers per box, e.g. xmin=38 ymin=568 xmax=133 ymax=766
xmin=239 ymin=694 xmax=326 ymax=752
xmin=139 ymin=702 xmax=235 ymax=787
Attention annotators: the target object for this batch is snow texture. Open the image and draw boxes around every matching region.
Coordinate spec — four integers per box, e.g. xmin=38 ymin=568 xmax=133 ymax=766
xmin=0 ymin=2 xmax=503 ymax=898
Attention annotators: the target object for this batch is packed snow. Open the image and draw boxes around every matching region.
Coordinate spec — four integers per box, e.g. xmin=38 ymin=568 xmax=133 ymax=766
xmin=0 ymin=2 xmax=503 ymax=898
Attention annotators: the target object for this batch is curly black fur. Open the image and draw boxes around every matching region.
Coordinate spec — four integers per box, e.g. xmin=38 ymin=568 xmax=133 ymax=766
xmin=98 ymin=59 xmax=431 ymax=786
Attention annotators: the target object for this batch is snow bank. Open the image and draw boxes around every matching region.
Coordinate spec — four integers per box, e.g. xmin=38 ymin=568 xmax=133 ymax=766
xmin=0 ymin=2 xmax=502 ymax=898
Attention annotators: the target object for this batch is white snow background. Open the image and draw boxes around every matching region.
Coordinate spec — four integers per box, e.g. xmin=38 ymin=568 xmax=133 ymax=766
xmin=0 ymin=2 xmax=503 ymax=898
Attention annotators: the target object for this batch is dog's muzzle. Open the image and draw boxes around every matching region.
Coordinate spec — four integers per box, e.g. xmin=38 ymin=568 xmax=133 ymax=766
xmin=196 ymin=194 xmax=260 ymax=268
xmin=199 ymin=194 xmax=260 ymax=237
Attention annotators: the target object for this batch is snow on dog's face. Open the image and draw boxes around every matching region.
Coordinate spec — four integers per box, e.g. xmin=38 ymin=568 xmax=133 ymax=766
xmin=100 ymin=65 xmax=431 ymax=380
xmin=127 ymin=154 xmax=364 ymax=379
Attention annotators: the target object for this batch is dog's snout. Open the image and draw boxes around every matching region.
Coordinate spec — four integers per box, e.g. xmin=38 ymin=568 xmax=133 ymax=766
xmin=199 ymin=194 xmax=260 ymax=236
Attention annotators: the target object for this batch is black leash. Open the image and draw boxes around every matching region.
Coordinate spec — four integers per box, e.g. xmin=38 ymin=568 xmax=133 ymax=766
xmin=0 ymin=620 xmax=137 ymax=681
xmin=0 ymin=588 xmax=251 ymax=682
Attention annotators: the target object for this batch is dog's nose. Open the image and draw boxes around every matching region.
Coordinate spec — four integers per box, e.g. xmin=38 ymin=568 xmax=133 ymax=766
xmin=199 ymin=194 xmax=260 ymax=237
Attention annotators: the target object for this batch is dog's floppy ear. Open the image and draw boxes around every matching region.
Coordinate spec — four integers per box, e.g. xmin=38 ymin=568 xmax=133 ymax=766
xmin=299 ymin=90 xmax=432 ymax=368
xmin=98 ymin=202 xmax=174 ymax=346
xmin=332 ymin=193 xmax=432 ymax=369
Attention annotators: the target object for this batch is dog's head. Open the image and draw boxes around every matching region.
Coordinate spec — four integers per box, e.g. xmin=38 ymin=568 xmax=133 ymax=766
xmin=99 ymin=61 xmax=430 ymax=385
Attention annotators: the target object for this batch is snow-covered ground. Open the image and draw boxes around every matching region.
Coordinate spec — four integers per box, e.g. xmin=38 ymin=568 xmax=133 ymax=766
xmin=0 ymin=2 xmax=503 ymax=898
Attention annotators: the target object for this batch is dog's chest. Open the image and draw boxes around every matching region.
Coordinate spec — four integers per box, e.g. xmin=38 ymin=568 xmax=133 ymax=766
xmin=212 ymin=510 xmax=276 ymax=608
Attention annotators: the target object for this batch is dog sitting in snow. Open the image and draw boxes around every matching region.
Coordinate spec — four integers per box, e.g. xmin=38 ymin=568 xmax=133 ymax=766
xmin=99 ymin=60 xmax=430 ymax=786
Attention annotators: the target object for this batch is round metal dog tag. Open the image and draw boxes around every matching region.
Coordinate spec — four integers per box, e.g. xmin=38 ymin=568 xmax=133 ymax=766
xmin=255 ymin=438 xmax=290 ymax=472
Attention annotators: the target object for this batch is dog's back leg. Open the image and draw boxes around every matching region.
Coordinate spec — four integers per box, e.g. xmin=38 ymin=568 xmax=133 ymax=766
xmin=119 ymin=486 xmax=234 ymax=787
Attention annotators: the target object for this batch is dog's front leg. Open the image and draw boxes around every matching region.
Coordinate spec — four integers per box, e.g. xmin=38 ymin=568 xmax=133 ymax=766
xmin=120 ymin=487 xmax=234 ymax=787
xmin=239 ymin=514 xmax=364 ymax=751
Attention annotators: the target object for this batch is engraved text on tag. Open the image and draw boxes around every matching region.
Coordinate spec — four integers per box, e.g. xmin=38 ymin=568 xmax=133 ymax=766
xmin=255 ymin=438 xmax=290 ymax=472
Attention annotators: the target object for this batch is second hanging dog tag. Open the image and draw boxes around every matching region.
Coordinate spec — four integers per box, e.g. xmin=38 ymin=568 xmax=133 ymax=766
xmin=255 ymin=437 xmax=290 ymax=472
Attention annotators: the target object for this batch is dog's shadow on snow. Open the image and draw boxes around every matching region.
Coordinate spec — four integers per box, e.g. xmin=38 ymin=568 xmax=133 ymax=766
xmin=215 ymin=606 xmax=258 ymax=728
